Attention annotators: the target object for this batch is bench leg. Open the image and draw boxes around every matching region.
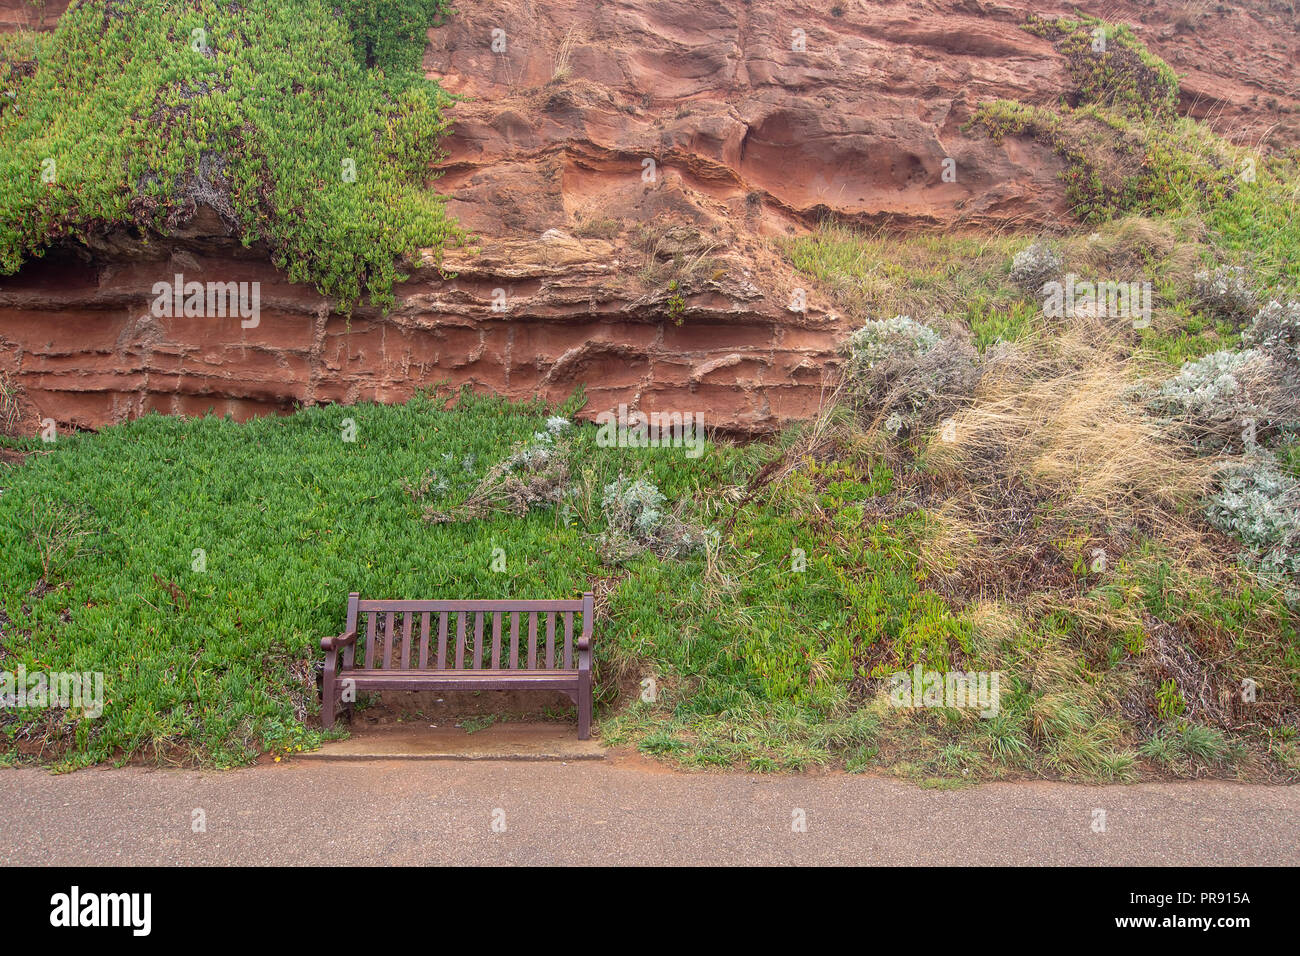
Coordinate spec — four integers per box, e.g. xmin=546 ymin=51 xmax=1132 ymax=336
xmin=321 ymin=658 xmax=337 ymax=729
xmin=577 ymin=677 xmax=592 ymax=740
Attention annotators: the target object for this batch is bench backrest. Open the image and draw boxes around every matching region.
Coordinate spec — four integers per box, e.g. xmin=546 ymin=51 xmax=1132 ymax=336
xmin=341 ymin=593 xmax=594 ymax=672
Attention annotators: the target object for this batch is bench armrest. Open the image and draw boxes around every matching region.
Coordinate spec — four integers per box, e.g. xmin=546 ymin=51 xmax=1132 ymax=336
xmin=578 ymin=591 xmax=594 ymax=652
xmin=321 ymin=629 xmax=358 ymax=652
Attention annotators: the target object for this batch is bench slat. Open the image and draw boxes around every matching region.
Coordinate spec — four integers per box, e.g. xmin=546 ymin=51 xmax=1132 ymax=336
xmin=348 ymin=671 xmax=579 ymax=691
xmin=491 ymin=612 xmax=502 ymax=669
xmin=418 ymin=612 xmax=430 ymax=668
xmin=400 ymin=613 xmax=413 ymax=669
xmin=527 ymin=613 xmax=537 ymax=669
xmin=350 ymin=669 xmax=580 ymax=679
xmin=473 ymin=612 xmax=484 ymax=670
xmin=563 ymin=612 xmax=574 ymax=669
xmin=455 ymin=612 xmax=466 ymax=669
xmin=436 ymin=612 xmax=448 ymax=669
xmin=382 ymin=611 xmax=395 ymax=669
xmin=545 ymin=612 xmax=555 ymax=668
xmin=508 ymin=612 xmax=520 ymax=669
xmin=364 ymin=612 xmax=378 ymax=669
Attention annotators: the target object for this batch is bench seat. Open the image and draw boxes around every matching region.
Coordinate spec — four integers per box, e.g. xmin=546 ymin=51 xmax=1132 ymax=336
xmin=347 ymin=670 xmax=580 ymax=690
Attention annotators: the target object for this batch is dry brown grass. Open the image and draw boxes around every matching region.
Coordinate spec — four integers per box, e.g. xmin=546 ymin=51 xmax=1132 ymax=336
xmin=551 ymin=26 xmax=581 ymax=83
xmin=1060 ymin=214 xmax=1205 ymax=285
xmin=764 ymin=312 xmax=1236 ymax=603
xmin=635 ymin=222 xmax=721 ymax=287
xmin=1172 ymin=0 xmax=1212 ymax=33
xmin=919 ymin=318 xmax=1227 ymax=593
xmin=0 ymin=370 xmax=22 ymax=437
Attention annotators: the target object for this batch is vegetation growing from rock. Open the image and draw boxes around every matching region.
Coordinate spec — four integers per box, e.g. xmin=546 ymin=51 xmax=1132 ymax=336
xmin=1022 ymin=14 xmax=1181 ymax=121
xmin=345 ymin=0 xmax=453 ymax=74
xmin=0 ymin=0 xmax=460 ymax=311
xmin=971 ymin=14 xmax=1249 ymax=224
xmin=970 ymin=98 xmax=1243 ymax=223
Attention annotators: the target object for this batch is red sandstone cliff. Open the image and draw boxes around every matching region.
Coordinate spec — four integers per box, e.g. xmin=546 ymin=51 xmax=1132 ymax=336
xmin=1 ymin=0 xmax=1298 ymax=433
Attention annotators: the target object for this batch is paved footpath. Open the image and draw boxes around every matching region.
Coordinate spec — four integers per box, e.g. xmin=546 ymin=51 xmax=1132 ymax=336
xmin=1 ymin=756 xmax=1296 ymax=865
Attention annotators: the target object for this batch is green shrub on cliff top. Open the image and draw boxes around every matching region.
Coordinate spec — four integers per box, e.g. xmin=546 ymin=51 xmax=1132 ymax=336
xmin=0 ymin=0 xmax=459 ymax=311
xmin=1023 ymin=14 xmax=1180 ymax=122
xmin=346 ymin=0 xmax=453 ymax=74
xmin=970 ymin=15 xmax=1247 ymax=223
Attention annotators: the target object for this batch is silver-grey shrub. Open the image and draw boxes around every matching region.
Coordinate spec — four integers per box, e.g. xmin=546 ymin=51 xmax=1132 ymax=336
xmin=841 ymin=316 xmax=978 ymax=436
xmin=1193 ymin=265 xmax=1258 ymax=322
xmin=1009 ymin=242 xmax=1062 ymax=293
xmin=843 ymin=315 xmax=940 ymax=376
xmin=599 ymin=474 xmax=706 ymax=563
xmin=1204 ymin=459 xmax=1300 ymax=602
xmin=1149 ymin=348 xmax=1297 ymax=452
xmin=1242 ymin=300 xmax=1300 ymax=370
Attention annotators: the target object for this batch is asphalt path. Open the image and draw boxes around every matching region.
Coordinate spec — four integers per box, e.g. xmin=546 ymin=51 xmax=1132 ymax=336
xmin=2 ymin=756 xmax=1295 ymax=865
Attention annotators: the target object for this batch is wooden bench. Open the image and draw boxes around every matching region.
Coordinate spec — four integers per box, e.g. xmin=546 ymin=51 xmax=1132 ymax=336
xmin=321 ymin=592 xmax=595 ymax=739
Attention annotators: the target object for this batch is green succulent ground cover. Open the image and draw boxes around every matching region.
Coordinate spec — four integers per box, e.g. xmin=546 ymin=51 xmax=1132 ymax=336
xmin=0 ymin=0 xmax=459 ymax=311
xmin=0 ymin=392 xmax=966 ymax=771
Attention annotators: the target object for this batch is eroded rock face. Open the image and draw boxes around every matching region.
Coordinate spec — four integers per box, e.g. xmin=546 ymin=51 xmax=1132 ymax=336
xmin=0 ymin=229 xmax=844 ymax=433
xmin=429 ymin=0 xmax=1300 ymax=238
xmin=2 ymin=0 xmax=1298 ymax=434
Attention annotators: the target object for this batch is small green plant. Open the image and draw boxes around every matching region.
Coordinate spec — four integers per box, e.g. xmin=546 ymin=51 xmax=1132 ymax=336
xmin=666 ymin=280 xmax=686 ymax=325
xmin=1178 ymin=723 xmax=1229 ymax=764
xmin=24 ymin=498 xmax=98 ymax=585
xmin=1155 ymin=678 xmax=1187 ymax=721
xmin=981 ymin=713 xmax=1031 ymax=764
xmin=1122 ymin=625 xmax=1146 ymax=656
xmin=639 ymin=731 xmax=688 ymax=756
xmin=1141 ymin=722 xmax=1229 ymax=769
xmin=460 ymin=714 xmax=499 ymax=734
